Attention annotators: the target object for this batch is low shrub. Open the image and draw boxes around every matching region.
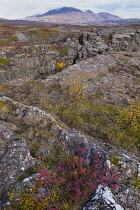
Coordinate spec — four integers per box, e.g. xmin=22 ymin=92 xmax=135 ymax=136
xmin=116 ymin=100 xmax=140 ymax=150
xmin=19 ymin=76 xmax=140 ymax=153
xmin=45 ymin=77 xmax=140 ymax=152
xmin=56 ymin=62 xmax=65 ymax=70
xmin=68 ymin=76 xmax=87 ymax=101
xmin=9 ymin=148 xmax=120 ymax=209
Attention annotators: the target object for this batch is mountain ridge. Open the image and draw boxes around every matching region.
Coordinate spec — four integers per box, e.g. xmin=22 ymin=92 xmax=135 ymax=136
xmin=39 ymin=7 xmax=83 ymax=17
xmin=1 ymin=6 xmax=140 ymax=26
xmin=25 ymin=6 xmax=121 ymax=24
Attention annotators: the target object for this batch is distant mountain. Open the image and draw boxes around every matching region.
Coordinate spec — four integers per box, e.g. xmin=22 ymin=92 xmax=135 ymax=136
xmin=85 ymin=10 xmax=95 ymax=15
xmin=0 ymin=18 xmax=140 ymax=27
xmin=102 ymin=18 xmax=140 ymax=26
xmin=1 ymin=6 xmax=140 ymax=26
xmin=25 ymin=7 xmax=121 ymax=24
xmin=98 ymin=12 xmax=121 ymax=20
xmin=0 ymin=18 xmax=7 ymax=20
xmin=38 ymin=7 xmax=83 ymax=17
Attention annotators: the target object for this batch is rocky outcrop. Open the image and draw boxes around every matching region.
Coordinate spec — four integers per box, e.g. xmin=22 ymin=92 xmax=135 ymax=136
xmin=0 ymin=96 xmax=139 ymax=209
xmin=0 ymin=121 xmax=37 ymax=207
xmin=83 ymin=185 xmax=124 ymax=210
xmin=0 ymin=24 xmax=140 ymax=209
xmin=0 ymin=28 xmax=140 ymax=83
xmin=111 ymin=32 xmax=140 ymax=52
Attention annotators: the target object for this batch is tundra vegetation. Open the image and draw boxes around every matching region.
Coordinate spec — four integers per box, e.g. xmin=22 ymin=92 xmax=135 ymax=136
xmin=2 ymin=74 xmax=140 ymax=208
xmin=11 ymin=76 xmax=139 ymax=152
xmin=0 ymin=22 xmax=140 ymax=209
xmin=9 ymin=146 xmax=120 ymax=210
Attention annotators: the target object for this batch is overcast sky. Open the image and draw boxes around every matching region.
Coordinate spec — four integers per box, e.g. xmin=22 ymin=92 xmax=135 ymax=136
xmin=0 ymin=0 xmax=140 ymax=19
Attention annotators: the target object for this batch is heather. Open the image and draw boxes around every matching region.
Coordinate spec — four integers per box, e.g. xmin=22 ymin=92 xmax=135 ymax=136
xmin=9 ymin=147 xmax=120 ymax=209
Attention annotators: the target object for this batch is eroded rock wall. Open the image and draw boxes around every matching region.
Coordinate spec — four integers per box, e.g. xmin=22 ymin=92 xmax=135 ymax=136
xmin=0 ymin=28 xmax=140 ymax=82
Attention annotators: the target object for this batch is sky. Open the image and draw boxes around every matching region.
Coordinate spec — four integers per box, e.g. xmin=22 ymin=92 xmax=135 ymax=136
xmin=0 ymin=0 xmax=140 ymax=19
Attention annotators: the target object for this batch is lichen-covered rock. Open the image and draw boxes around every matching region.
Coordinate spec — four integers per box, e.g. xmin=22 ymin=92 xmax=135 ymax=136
xmin=15 ymin=32 xmax=29 ymax=42
xmin=111 ymin=32 xmax=140 ymax=52
xmin=83 ymin=185 xmax=124 ymax=210
xmin=0 ymin=121 xmax=37 ymax=205
xmin=1 ymin=27 xmax=139 ymax=83
xmin=0 ymin=96 xmax=140 ymax=209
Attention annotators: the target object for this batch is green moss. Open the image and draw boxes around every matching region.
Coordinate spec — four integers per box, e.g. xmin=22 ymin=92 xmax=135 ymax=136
xmin=8 ymin=35 xmax=18 ymax=42
xmin=30 ymin=143 xmax=40 ymax=150
xmin=0 ymin=101 xmax=6 ymax=108
xmin=117 ymin=91 xmax=124 ymax=94
xmin=19 ymin=101 xmax=30 ymax=106
xmin=27 ymin=28 xmax=54 ymax=39
xmin=129 ymin=174 xmax=140 ymax=191
xmin=0 ymin=58 xmax=9 ymax=65
xmin=27 ymin=81 xmax=38 ymax=86
xmin=0 ymin=84 xmax=10 ymax=90
xmin=125 ymin=82 xmax=130 ymax=86
xmin=109 ymin=154 xmax=121 ymax=166
xmin=0 ymin=101 xmax=9 ymax=113
xmin=57 ymin=47 xmax=68 ymax=56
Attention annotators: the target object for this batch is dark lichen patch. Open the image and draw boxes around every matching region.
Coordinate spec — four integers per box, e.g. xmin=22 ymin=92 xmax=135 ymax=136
xmin=30 ymin=143 xmax=40 ymax=150
xmin=16 ymin=167 xmax=38 ymax=182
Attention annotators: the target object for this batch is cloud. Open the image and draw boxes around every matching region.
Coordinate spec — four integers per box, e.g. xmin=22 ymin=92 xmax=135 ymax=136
xmin=113 ymin=7 xmax=140 ymax=19
xmin=0 ymin=0 xmax=140 ymax=19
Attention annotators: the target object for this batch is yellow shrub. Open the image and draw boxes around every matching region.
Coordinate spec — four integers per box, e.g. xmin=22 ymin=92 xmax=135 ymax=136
xmin=117 ymin=99 xmax=140 ymax=150
xmin=56 ymin=62 xmax=65 ymax=69
xmin=69 ymin=76 xmax=87 ymax=101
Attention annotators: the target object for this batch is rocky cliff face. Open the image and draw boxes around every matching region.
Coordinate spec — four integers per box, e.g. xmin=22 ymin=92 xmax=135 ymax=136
xmin=0 ymin=26 xmax=140 ymax=83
